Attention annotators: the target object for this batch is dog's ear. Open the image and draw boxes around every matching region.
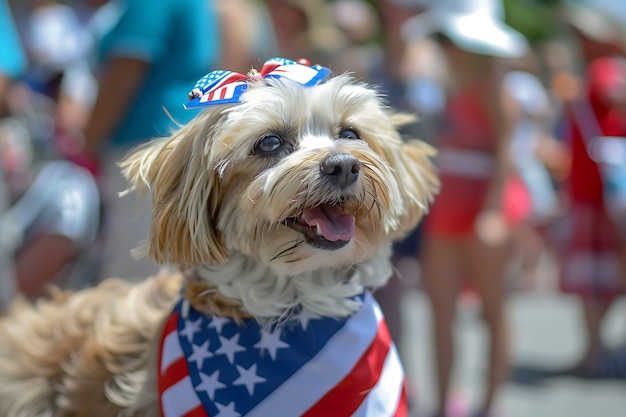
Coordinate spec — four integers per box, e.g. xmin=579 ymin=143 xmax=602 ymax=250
xmin=384 ymin=113 xmax=439 ymax=238
xmin=119 ymin=114 xmax=228 ymax=266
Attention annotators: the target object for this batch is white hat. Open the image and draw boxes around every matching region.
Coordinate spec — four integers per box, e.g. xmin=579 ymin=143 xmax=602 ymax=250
xmin=401 ymin=0 xmax=528 ymax=58
xmin=561 ymin=0 xmax=626 ymax=48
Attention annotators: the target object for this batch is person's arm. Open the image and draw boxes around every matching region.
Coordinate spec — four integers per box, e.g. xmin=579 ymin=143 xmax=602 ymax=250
xmin=485 ymin=82 xmax=519 ymax=210
xmin=475 ymin=70 xmax=521 ymax=245
xmin=0 ymin=75 xmax=10 ymax=116
xmin=79 ymin=0 xmax=173 ymax=163
xmin=82 ymin=57 xmax=150 ymax=157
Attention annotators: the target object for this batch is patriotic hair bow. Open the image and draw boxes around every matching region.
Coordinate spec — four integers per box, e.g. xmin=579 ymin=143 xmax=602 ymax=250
xmin=185 ymin=57 xmax=332 ymax=109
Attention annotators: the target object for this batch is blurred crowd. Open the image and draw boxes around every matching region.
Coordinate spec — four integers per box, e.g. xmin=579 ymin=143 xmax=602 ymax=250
xmin=0 ymin=0 xmax=625 ymax=416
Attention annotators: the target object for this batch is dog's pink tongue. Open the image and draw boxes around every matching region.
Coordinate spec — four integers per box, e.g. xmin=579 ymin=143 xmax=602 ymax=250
xmin=302 ymin=205 xmax=355 ymax=241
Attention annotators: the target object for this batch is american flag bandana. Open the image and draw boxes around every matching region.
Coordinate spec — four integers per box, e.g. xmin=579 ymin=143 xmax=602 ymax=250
xmin=185 ymin=57 xmax=332 ymax=109
xmin=158 ymin=291 xmax=408 ymax=417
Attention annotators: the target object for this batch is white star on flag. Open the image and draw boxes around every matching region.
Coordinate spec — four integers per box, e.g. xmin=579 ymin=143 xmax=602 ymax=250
xmin=294 ymin=309 xmax=321 ymax=330
xmin=188 ymin=340 xmax=213 ymax=369
xmin=215 ymin=333 xmax=246 ymax=364
xmin=214 ymin=401 xmax=241 ymax=417
xmin=233 ymin=363 xmax=266 ymax=396
xmin=195 ymin=369 xmax=226 ymax=401
xmin=253 ymin=329 xmax=289 ymax=360
xmin=180 ymin=317 xmax=202 ymax=341
xmin=208 ymin=316 xmax=231 ymax=334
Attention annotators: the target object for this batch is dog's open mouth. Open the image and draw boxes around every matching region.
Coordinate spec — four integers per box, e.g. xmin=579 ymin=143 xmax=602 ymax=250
xmin=285 ymin=204 xmax=355 ymax=250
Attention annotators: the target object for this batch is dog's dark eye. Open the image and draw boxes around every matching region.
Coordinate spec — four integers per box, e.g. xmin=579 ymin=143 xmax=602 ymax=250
xmin=255 ymin=135 xmax=283 ymax=155
xmin=339 ymin=128 xmax=360 ymax=140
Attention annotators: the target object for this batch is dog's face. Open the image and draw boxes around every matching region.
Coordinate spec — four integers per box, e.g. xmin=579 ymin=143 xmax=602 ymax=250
xmin=121 ymin=74 xmax=437 ymax=275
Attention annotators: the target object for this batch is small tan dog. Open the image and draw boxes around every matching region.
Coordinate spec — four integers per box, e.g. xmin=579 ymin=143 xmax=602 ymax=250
xmin=0 ymin=58 xmax=437 ymax=417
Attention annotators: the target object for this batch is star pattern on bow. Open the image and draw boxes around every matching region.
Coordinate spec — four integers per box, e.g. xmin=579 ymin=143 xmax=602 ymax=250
xmin=185 ymin=57 xmax=332 ymax=109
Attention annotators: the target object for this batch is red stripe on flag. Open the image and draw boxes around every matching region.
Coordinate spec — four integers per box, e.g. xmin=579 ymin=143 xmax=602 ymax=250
xmin=225 ymin=73 xmax=247 ymax=84
xmin=162 ymin=311 xmax=179 ymax=338
xmin=260 ymin=63 xmax=281 ymax=76
xmin=182 ymin=404 xmax=211 ymax=417
xmin=159 ymin=311 xmax=183 ymax=417
xmin=214 ymin=73 xmax=246 ymax=91
xmin=393 ymin=381 xmax=409 ymax=417
xmin=219 ymin=87 xmax=227 ymax=100
xmin=159 ymin=311 xmax=180 ymax=378
xmin=301 ymin=320 xmax=392 ymax=417
xmin=161 ymin=357 xmax=189 ymax=390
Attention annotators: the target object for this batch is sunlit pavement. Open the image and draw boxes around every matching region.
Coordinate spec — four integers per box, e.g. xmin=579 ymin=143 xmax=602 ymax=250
xmin=399 ymin=289 xmax=626 ymax=417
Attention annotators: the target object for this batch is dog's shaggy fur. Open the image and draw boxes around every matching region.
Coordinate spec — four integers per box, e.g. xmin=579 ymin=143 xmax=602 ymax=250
xmin=0 ymin=73 xmax=438 ymax=416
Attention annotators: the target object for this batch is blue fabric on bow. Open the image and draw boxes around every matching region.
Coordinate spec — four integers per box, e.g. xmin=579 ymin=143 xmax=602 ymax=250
xmin=185 ymin=57 xmax=332 ymax=109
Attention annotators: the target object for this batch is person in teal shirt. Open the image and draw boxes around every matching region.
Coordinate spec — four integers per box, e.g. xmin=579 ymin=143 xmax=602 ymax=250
xmin=88 ymin=0 xmax=220 ymax=148
xmin=0 ymin=0 xmax=27 ymax=115
xmin=75 ymin=0 xmax=221 ymax=280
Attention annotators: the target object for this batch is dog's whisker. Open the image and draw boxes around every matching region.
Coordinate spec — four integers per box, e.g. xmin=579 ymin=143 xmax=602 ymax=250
xmin=283 ymin=257 xmax=304 ymax=264
xmin=365 ymin=177 xmax=386 ymax=221
xmin=363 ymin=191 xmax=378 ymax=218
xmin=351 ymin=236 xmax=378 ymax=250
xmin=271 ymin=233 xmax=301 ymax=253
xmin=270 ymin=237 xmax=302 ymax=262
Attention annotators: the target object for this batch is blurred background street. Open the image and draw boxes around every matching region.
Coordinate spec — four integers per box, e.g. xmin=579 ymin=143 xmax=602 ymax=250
xmin=399 ymin=284 xmax=626 ymax=417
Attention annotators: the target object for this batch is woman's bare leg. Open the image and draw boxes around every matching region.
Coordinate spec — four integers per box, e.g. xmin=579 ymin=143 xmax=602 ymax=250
xmin=464 ymin=236 xmax=513 ymax=414
xmin=579 ymin=299 xmax=610 ymax=367
xmin=421 ymin=236 xmax=461 ymax=415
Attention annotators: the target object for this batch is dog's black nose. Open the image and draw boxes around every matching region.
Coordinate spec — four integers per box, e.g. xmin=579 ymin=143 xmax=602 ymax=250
xmin=320 ymin=153 xmax=361 ymax=187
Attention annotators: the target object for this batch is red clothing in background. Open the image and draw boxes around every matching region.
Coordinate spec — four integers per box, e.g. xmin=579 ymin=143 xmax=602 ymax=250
xmin=561 ymin=56 xmax=626 ymax=299
xmin=568 ymin=57 xmax=626 ymax=206
xmin=424 ymin=83 xmax=529 ymax=237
